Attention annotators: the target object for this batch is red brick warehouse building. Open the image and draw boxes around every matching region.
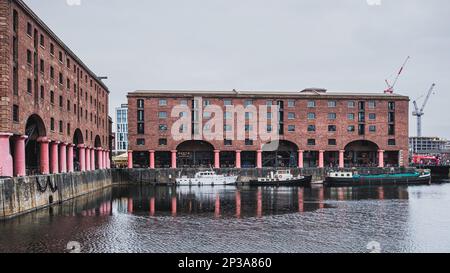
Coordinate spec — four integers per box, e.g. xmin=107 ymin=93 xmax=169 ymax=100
xmin=127 ymin=89 xmax=409 ymax=169
xmin=0 ymin=0 xmax=111 ymax=177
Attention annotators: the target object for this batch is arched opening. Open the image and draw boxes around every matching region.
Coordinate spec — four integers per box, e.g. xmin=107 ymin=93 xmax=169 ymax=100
xmin=73 ymin=129 xmax=84 ymax=171
xmin=262 ymin=140 xmax=299 ymax=168
xmin=94 ymin=135 xmax=101 ymax=169
xmin=345 ymin=140 xmax=379 ymax=167
xmin=25 ymin=114 xmax=46 ymax=175
xmin=176 ymin=140 xmax=214 ymax=168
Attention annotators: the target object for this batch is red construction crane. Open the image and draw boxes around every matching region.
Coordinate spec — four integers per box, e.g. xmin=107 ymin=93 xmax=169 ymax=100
xmin=384 ymin=56 xmax=410 ymax=94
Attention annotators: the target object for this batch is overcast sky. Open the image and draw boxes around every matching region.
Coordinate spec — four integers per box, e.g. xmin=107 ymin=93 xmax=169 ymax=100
xmin=24 ymin=0 xmax=450 ymax=138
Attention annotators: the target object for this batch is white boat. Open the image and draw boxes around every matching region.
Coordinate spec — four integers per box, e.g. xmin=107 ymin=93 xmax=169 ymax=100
xmin=250 ymin=170 xmax=312 ymax=186
xmin=176 ymin=170 xmax=238 ymax=186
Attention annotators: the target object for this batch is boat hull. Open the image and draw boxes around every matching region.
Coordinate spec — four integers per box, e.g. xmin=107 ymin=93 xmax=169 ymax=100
xmin=249 ymin=176 xmax=312 ymax=187
xmin=176 ymin=176 xmax=238 ymax=186
xmin=324 ymin=175 xmax=432 ymax=187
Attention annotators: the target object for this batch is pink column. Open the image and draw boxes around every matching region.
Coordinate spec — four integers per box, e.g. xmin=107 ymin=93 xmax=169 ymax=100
xmin=67 ymin=144 xmax=74 ymax=173
xmin=128 ymin=150 xmax=133 ymax=169
xmin=38 ymin=137 xmax=50 ymax=175
xmin=86 ymin=147 xmax=92 ymax=171
xmin=0 ymin=133 xmax=13 ymax=177
xmin=59 ymin=143 xmax=67 ymax=173
xmin=235 ymin=150 xmax=241 ymax=169
xmin=91 ymin=148 xmax=95 ymax=170
xmin=97 ymin=148 xmax=102 ymax=169
xmin=298 ymin=150 xmax=304 ymax=169
xmin=13 ymin=135 xmax=28 ymax=177
xmin=78 ymin=145 xmax=86 ymax=172
xmin=256 ymin=150 xmax=262 ymax=169
xmin=106 ymin=150 xmax=110 ymax=169
xmin=149 ymin=150 xmax=155 ymax=169
xmin=378 ymin=150 xmax=385 ymax=168
xmin=103 ymin=150 xmax=107 ymax=169
xmin=339 ymin=150 xmax=345 ymax=169
xmin=50 ymin=141 xmax=60 ymax=174
xmin=319 ymin=150 xmax=325 ymax=168
xmin=214 ymin=150 xmax=220 ymax=169
xmin=171 ymin=150 xmax=177 ymax=169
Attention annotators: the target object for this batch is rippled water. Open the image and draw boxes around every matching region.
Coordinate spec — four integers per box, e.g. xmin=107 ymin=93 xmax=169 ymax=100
xmin=1 ymin=182 xmax=450 ymax=253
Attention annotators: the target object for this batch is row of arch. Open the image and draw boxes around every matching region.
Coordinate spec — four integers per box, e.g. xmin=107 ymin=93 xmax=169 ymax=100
xmin=3 ymin=114 xmax=110 ymax=177
xmin=129 ymin=139 xmax=401 ymax=169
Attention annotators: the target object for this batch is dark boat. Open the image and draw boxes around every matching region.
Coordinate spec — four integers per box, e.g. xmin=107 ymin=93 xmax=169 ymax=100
xmin=249 ymin=170 xmax=312 ymax=187
xmin=324 ymin=169 xmax=432 ymax=187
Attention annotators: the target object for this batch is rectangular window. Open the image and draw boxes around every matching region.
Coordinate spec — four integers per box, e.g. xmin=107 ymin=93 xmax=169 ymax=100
xmin=50 ymin=66 xmax=54 ymax=79
xmin=50 ymin=43 xmax=54 ymax=55
xmin=158 ymin=112 xmax=167 ymax=119
xmin=203 ymin=112 xmax=211 ymax=119
xmin=266 ymin=125 xmax=273 ymax=132
xmin=245 ymin=112 xmax=253 ymax=120
xmin=348 ymin=113 xmax=355 ymax=120
xmin=307 ymin=125 xmax=316 ymax=132
xmin=203 ymin=100 xmax=211 ymax=106
xmin=358 ymin=124 xmax=365 ymax=135
xmin=50 ymin=118 xmax=55 ymax=131
xmin=224 ymin=139 xmax=232 ymax=146
xmin=388 ymin=139 xmax=396 ymax=146
xmin=59 ymin=95 xmax=63 ymax=108
xmin=40 ymin=34 xmax=44 ymax=47
xmin=369 ymin=125 xmax=376 ymax=132
xmin=179 ymin=99 xmax=188 ymax=106
xmin=224 ymin=112 xmax=232 ymax=119
xmin=137 ymin=99 xmax=144 ymax=109
xmin=288 ymin=125 xmax=295 ymax=132
xmin=40 ymin=86 xmax=44 ymax=99
xmin=369 ymin=113 xmax=376 ymax=120
xmin=27 ymin=79 xmax=32 ymax=93
xmin=266 ymin=100 xmax=273 ymax=107
xmin=137 ymin=110 xmax=144 ymax=122
xmin=388 ymin=112 xmax=395 ymax=123
xmin=13 ymin=10 xmax=18 ymax=33
xmin=59 ymin=73 xmax=63 ymax=85
xmin=27 ymin=22 xmax=32 ymax=36
xmin=158 ymin=139 xmax=167 ymax=146
xmin=13 ymin=105 xmax=19 ymax=122
xmin=358 ymin=112 xmax=365 ymax=122
xmin=245 ymin=125 xmax=253 ymax=132
xmin=348 ymin=101 xmax=355 ymax=108
xmin=368 ymin=101 xmax=376 ymax=109
xmin=288 ymin=112 xmax=296 ymax=120
xmin=288 ymin=100 xmax=295 ymax=108
xmin=137 ymin=123 xmax=145 ymax=134
xmin=244 ymin=100 xmax=253 ymax=107
xmin=223 ymin=99 xmax=232 ymax=106
xmin=348 ymin=125 xmax=355 ymax=132
xmin=328 ymin=139 xmax=337 ymax=146
xmin=59 ymin=51 xmax=63 ymax=63
xmin=388 ymin=124 xmax=395 ymax=135
xmin=307 ymin=113 xmax=316 ymax=120
xmin=224 ymin=125 xmax=232 ymax=132
xmin=67 ymin=123 xmax=71 ymax=135
xmin=40 ymin=59 xmax=44 ymax=73
xmin=328 ymin=101 xmax=337 ymax=108
xmin=328 ymin=125 xmax=337 ymax=132
xmin=388 ymin=102 xmax=396 ymax=111
xmin=137 ymin=139 xmax=145 ymax=146
xmin=328 ymin=113 xmax=337 ymax=120
xmin=159 ymin=99 xmax=167 ymax=106
xmin=359 ymin=101 xmax=365 ymax=111
xmin=59 ymin=120 xmax=63 ymax=133
xmin=266 ymin=112 xmax=272 ymax=119
xmin=159 ymin=124 xmax=168 ymax=131
xmin=245 ymin=139 xmax=254 ymax=146
xmin=27 ymin=50 xmax=32 ymax=64
xmin=307 ymin=139 xmax=316 ymax=146
xmin=307 ymin=101 xmax=316 ymax=108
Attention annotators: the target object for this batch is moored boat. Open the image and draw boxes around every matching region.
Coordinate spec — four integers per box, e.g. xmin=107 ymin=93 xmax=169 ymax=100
xmin=324 ymin=169 xmax=432 ymax=187
xmin=249 ymin=170 xmax=312 ymax=187
xmin=176 ymin=170 xmax=238 ymax=186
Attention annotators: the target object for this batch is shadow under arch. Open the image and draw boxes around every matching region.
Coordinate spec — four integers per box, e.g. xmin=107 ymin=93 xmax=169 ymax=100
xmin=176 ymin=140 xmax=215 ymax=168
xmin=24 ymin=114 xmax=47 ymax=175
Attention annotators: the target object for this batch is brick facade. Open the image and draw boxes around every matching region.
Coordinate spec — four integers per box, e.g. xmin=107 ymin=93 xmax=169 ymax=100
xmin=127 ymin=90 xmax=409 ymax=168
xmin=0 ymin=0 xmax=111 ymax=177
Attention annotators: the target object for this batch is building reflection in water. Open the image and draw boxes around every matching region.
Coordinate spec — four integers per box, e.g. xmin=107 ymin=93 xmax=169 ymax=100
xmin=74 ymin=185 xmax=411 ymax=219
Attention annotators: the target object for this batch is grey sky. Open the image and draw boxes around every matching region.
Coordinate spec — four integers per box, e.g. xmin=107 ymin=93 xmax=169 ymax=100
xmin=24 ymin=0 xmax=450 ymax=138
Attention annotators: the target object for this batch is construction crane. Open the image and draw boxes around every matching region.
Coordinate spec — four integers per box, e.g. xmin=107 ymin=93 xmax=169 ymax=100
xmin=412 ymin=83 xmax=436 ymax=137
xmin=384 ymin=56 xmax=411 ymax=94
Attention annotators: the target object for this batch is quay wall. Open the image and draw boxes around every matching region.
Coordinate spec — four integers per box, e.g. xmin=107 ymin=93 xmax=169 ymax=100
xmin=112 ymin=167 xmax=417 ymax=185
xmin=0 ymin=170 xmax=112 ymax=219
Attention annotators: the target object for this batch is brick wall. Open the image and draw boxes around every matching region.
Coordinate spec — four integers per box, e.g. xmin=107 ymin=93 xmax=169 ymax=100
xmin=0 ymin=0 xmax=11 ymax=133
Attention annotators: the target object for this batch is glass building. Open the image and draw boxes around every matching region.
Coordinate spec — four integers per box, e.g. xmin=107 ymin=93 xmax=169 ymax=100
xmin=115 ymin=104 xmax=128 ymax=155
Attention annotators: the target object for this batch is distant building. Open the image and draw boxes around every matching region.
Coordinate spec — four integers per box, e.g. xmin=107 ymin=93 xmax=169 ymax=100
xmin=114 ymin=104 xmax=128 ymax=155
xmin=409 ymin=137 xmax=448 ymax=154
